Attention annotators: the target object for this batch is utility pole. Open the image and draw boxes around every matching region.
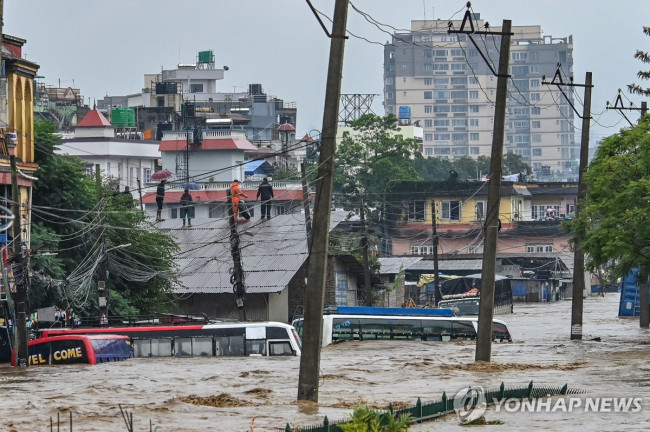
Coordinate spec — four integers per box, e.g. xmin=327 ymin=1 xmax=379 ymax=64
xmin=94 ymin=164 xmax=108 ymax=325
xmin=298 ymin=0 xmax=349 ymax=402
xmin=448 ymin=10 xmax=512 ymax=362
xmin=300 ymin=162 xmax=312 ymax=248
xmin=543 ymin=70 xmax=593 ymax=338
xmin=137 ymin=178 xmax=144 ymax=212
xmin=470 ymin=20 xmax=511 ymax=362
xmin=227 ymin=190 xmax=246 ymax=321
xmin=606 ymin=90 xmax=647 ymax=126
xmin=431 ymin=200 xmax=440 ymax=305
xmin=10 ymin=155 xmax=27 ymax=367
xmin=360 ymin=201 xmax=372 ymax=306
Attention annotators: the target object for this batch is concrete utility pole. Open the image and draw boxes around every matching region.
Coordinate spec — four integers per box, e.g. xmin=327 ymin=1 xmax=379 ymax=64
xmin=474 ymin=20 xmax=512 ymax=362
xmin=10 ymin=155 xmax=28 ymax=367
xmin=298 ymin=0 xmax=348 ymax=402
xmin=430 ymin=200 xmax=440 ymax=305
xmin=227 ymin=190 xmax=246 ymax=322
xmin=360 ymin=201 xmax=372 ymax=306
xmin=570 ymin=72 xmax=593 ymax=338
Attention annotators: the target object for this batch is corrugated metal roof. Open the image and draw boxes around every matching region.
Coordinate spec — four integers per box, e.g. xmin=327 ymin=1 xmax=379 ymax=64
xmin=407 ymin=259 xmax=483 ymax=272
xmin=378 ymin=257 xmax=423 ymax=274
xmin=157 ymin=212 xmax=346 ymax=294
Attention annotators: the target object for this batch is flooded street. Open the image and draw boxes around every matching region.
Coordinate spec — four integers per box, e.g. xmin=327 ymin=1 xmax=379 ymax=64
xmin=1 ymin=293 xmax=649 ymax=431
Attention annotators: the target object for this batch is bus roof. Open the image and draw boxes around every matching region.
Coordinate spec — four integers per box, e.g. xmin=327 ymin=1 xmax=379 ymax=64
xmin=328 ymin=306 xmax=454 ymax=317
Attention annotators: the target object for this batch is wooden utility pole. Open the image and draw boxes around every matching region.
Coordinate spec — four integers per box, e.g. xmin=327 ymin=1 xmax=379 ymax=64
xmin=298 ymin=0 xmax=349 ymax=402
xmin=300 ymin=162 xmax=312 ymax=248
xmin=137 ymin=178 xmax=144 ymax=212
xmin=570 ymin=72 xmax=593 ymax=338
xmin=431 ymin=200 xmax=440 ymax=305
xmin=360 ymin=202 xmax=372 ymax=306
xmin=227 ymin=190 xmax=246 ymax=321
xmin=10 ymin=155 xmax=28 ymax=367
xmin=474 ymin=20 xmax=512 ymax=362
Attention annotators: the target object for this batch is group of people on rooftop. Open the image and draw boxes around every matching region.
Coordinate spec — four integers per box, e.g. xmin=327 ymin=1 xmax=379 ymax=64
xmin=154 ymin=177 xmax=274 ymax=225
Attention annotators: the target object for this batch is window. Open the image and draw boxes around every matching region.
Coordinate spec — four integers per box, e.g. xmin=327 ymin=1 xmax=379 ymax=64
xmin=470 ymin=133 xmax=479 ymax=141
xmin=434 ymin=105 xmax=450 ymax=113
xmin=533 ymin=148 xmax=542 ymax=156
xmin=526 ymin=244 xmax=554 ymax=253
xmin=424 ymin=133 xmax=433 ymax=142
xmin=144 ymin=168 xmax=152 ymax=184
xmin=469 ymin=77 xmax=478 ymax=85
xmin=424 ymin=91 xmax=432 ymax=99
xmin=386 ymin=92 xmax=394 ymax=99
xmin=452 ymin=119 xmax=467 ymax=127
xmin=470 ymin=119 xmax=479 ymax=127
xmin=424 ymin=105 xmax=433 ymax=113
xmin=434 ymin=119 xmax=450 ymax=127
xmin=435 ymin=50 xmax=448 ymax=56
xmin=531 ymin=120 xmax=541 ymax=128
xmin=385 ymin=77 xmax=394 ymax=85
xmin=452 ymin=133 xmax=465 ymax=141
xmin=512 ymin=65 xmax=528 ymax=76
xmin=451 ymin=63 xmax=465 ymax=70
xmin=335 ymin=270 xmax=349 ymax=306
xmin=475 ymin=201 xmax=486 ymax=220
xmin=441 ymin=200 xmax=461 ymax=220
xmin=529 ymin=65 xmax=540 ymax=74
xmin=470 ymin=147 xmax=479 ymax=155
xmin=434 ymin=91 xmax=451 ymax=99
xmin=424 ymin=64 xmax=433 ymax=72
xmin=129 ymin=167 xmax=137 ymax=187
xmin=531 ymin=107 xmax=541 ymax=115
xmin=532 ymin=134 xmax=541 ymax=143
xmin=190 ymin=83 xmax=203 ymax=93
xmin=530 ymin=93 xmax=541 ymax=101
xmin=450 ymin=49 xmax=463 ymax=57
xmin=451 ymin=76 xmax=467 ymax=85
xmin=530 ymin=78 xmax=540 ymax=87
xmin=469 ymin=90 xmax=479 ymax=99
xmin=424 ymin=119 xmax=433 ymax=127
xmin=512 ymin=52 xmax=528 ymax=60
xmin=425 ymin=147 xmax=433 ymax=156
xmin=433 ymin=64 xmax=449 ymax=70
xmin=424 ymin=50 xmax=433 ymax=58
xmin=117 ymin=163 xmax=123 ymax=180
xmin=424 ymin=78 xmax=432 ymax=85
xmin=402 ymin=64 xmax=408 ymax=69
xmin=469 ymin=105 xmax=479 ymax=113
xmin=434 ymin=133 xmax=450 ymax=140
xmin=433 ymin=77 xmax=449 ymax=85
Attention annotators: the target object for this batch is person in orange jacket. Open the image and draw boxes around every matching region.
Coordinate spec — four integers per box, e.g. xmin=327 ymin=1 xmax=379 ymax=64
xmin=230 ymin=179 xmax=248 ymax=222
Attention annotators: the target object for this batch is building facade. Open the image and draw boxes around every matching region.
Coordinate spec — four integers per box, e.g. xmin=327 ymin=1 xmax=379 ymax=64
xmin=384 ymin=16 xmax=577 ymax=180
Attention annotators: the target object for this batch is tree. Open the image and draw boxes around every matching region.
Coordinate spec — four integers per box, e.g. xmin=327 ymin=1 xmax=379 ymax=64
xmin=628 ymin=26 xmax=650 ymax=97
xmin=271 ymin=165 xmax=300 ymax=180
xmin=502 ymin=153 xmax=531 ymax=176
xmin=30 ymin=119 xmax=178 ymax=318
xmin=568 ymin=115 xmax=650 ymax=326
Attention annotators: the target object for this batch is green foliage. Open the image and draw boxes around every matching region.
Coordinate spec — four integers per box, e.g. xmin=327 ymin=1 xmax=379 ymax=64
xmin=30 ymin=119 xmax=178 ymax=317
xmin=628 ymin=26 xmax=650 ymax=97
xmin=272 ymin=165 xmax=300 ymax=180
xmin=339 ymin=406 xmax=412 ymax=432
xmin=411 ymin=153 xmax=529 ymax=181
xmin=567 ymin=115 xmax=650 ymax=277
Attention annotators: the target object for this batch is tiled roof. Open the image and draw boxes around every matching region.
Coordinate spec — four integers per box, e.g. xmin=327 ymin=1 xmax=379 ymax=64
xmin=159 ymin=138 xmax=257 ymax=151
xmin=141 ymin=189 xmax=304 ymax=204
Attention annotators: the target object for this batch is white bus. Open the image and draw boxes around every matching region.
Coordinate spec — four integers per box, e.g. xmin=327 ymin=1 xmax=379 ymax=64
xmin=292 ymin=307 xmax=511 ymax=347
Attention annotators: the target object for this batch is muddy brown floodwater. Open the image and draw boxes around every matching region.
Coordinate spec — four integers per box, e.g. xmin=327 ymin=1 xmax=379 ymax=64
xmin=1 ymin=293 xmax=649 ymax=431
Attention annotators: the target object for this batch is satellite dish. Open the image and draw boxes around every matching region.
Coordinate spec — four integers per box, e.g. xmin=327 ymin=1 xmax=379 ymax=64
xmin=223 ymin=66 xmax=229 ymax=71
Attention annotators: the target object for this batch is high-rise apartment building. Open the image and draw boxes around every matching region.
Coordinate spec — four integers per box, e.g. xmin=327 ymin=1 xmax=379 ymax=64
xmin=384 ymin=16 xmax=577 ymax=180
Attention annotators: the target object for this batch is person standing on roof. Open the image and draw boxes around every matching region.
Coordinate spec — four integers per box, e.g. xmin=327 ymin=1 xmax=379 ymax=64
xmin=256 ymin=178 xmax=274 ymax=220
xmin=155 ymin=179 xmax=166 ymax=222
xmin=230 ymin=179 xmax=248 ymax=222
xmin=180 ymin=188 xmax=193 ymax=227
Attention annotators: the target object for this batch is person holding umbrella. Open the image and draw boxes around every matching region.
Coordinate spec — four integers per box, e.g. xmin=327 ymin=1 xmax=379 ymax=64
xmin=180 ymin=188 xmax=193 ymax=227
xmin=156 ymin=179 xmax=166 ymax=222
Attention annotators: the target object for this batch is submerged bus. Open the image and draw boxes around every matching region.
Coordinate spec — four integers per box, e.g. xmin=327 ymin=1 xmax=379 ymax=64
xmin=292 ymin=306 xmax=511 ymax=347
xmin=40 ymin=321 xmax=301 ymax=357
xmin=13 ymin=334 xmax=133 ymax=366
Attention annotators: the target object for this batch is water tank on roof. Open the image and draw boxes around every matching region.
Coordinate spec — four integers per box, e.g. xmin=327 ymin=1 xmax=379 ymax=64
xmin=111 ymin=108 xmax=136 ymax=127
xmin=198 ymin=50 xmax=214 ymax=64
xmin=156 ymin=122 xmax=173 ymax=140
xmin=398 ymin=106 xmax=411 ymax=119
xmin=249 ymin=84 xmax=263 ymax=96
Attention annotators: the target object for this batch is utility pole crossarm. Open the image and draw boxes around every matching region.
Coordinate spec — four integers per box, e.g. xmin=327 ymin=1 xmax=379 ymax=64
xmin=542 ymin=64 xmax=594 ymax=119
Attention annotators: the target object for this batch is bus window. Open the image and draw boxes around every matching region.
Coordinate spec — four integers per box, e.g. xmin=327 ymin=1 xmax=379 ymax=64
xmin=332 ymin=318 xmax=359 ymax=342
xmin=422 ymin=320 xmax=452 ymax=341
xmin=246 ymin=340 xmax=267 ymax=356
xmin=451 ymin=321 xmax=477 ymax=340
xmin=228 ymin=336 xmax=245 ymax=356
xmin=492 ymin=322 xmax=512 ymax=342
xmin=269 ymin=341 xmax=294 ymax=356
xmin=193 ymin=337 xmax=213 ymax=356
xmin=358 ymin=318 xmax=391 ymax=340
xmin=175 ymin=337 xmax=192 ymax=356
xmin=390 ymin=319 xmax=422 ymax=340
xmin=150 ymin=338 xmax=173 ymax=357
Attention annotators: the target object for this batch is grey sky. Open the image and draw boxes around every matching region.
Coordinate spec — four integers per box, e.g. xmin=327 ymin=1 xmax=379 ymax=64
xmin=6 ymin=0 xmax=649 ymax=142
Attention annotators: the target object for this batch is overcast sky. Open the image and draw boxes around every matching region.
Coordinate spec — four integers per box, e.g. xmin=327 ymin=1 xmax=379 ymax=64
xmin=6 ymin=0 xmax=649 ymax=142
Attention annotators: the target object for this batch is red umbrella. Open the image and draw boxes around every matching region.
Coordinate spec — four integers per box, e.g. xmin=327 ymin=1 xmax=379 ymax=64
xmin=151 ymin=169 xmax=173 ymax=181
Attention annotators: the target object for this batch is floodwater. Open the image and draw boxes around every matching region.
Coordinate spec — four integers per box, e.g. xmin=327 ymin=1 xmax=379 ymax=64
xmin=1 ymin=293 xmax=649 ymax=432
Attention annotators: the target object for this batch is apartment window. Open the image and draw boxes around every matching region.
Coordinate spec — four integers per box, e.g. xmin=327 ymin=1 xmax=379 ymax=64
xmin=441 ymin=201 xmax=461 ymax=220
xmin=451 ymin=63 xmax=466 ymax=71
xmin=451 ymin=76 xmax=467 ymax=85
xmin=386 ymin=92 xmax=394 ymax=99
xmin=129 ymin=167 xmax=137 ymax=187
xmin=469 ymin=77 xmax=478 ymax=85
xmin=425 ymin=133 xmax=433 ymax=142
xmin=424 ymin=64 xmax=433 ymax=72
xmin=512 ymin=120 xmax=528 ymax=129
xmin=424 ymin=119 xmax=433 ymax=127
xmin=529 ymin=65 xmax=540 ymax=74
xmin=452 ymin=133 xmax=465 ymax=141
xmin=435 ymin=50 xmax=448 ymax=56
xmin=424 ymin=49 xmax=433 ymax=58
xmin=425 ymin=147 xmax=433 ymax=156
xmin=469 ymin=90 xmax=479 ymax=99
xmin=144 ymin=168 xmax=152 ymax=183
xmin=529 ymin=52 xmax=539 ymax=60
xmin=424 ymin=78 xmax=433 ymax=85
xmin=532 ymin=134 xmax=541 ymax=143
xmin=190 ymin=83 xmax=203 ymax=93
xmin=117 ymin=163 xmax=123 ymax=180
xmin=512 ymin=52 xmax=528 ymax=60
xmin=469 ymin=105 xmax=479 ymax=113
xmin=451 ymin=105 xmax=467 ymax=112
xmin=512 ymin=65 xmax=528 ymax=76
xmin=470 ymin=147 xmax=479 ymax=155
xmin=434 ymin=119 xmax=450 ymax=127
xmin=433 ymin=64 xmax=449 ymax=70
xmin=434 ymin=91 xmax=451 ymax=99
xmin=470 ymin=133 xmax=479 ymax=141
xmin=533 ymin=148 xmax=542 ymax=156
xmin=434 ymin=77 xmax=449 ymax=85
xmin=424 ymin=91 xmax=433 ymax=100
xmin=452 ymin=119 xmax=467 ymax=127
xmin=434 ymin=105 xmax=450 ymax=113
xmin=531 ymin=107 xmax=541 ymax=115
xmin=532 ymin=120 xmax=541 ymax=128
xmin=450 ymin=49 xmax=463 ymax=57
xmin=424 ymin=105 xmax=433 ymax=113
xmin=385 ymin=77 xmax=394 ymax=85
xmin=527 ymin=244 xmax=553 ymax=253
xmin=530 ymin=93 xmax=541 ymax=101
xmin=402 ymin=64 xmax=408 ymax=69
xmin=470 ymin=119 xmax=479 ymax=127
xmin=530 ymin=78 xmax=540 ymax=87
xmin=434 ymin=133 xmax=451 ymax=140
xmin=408 ymin=201 xmax=426 ymax=221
